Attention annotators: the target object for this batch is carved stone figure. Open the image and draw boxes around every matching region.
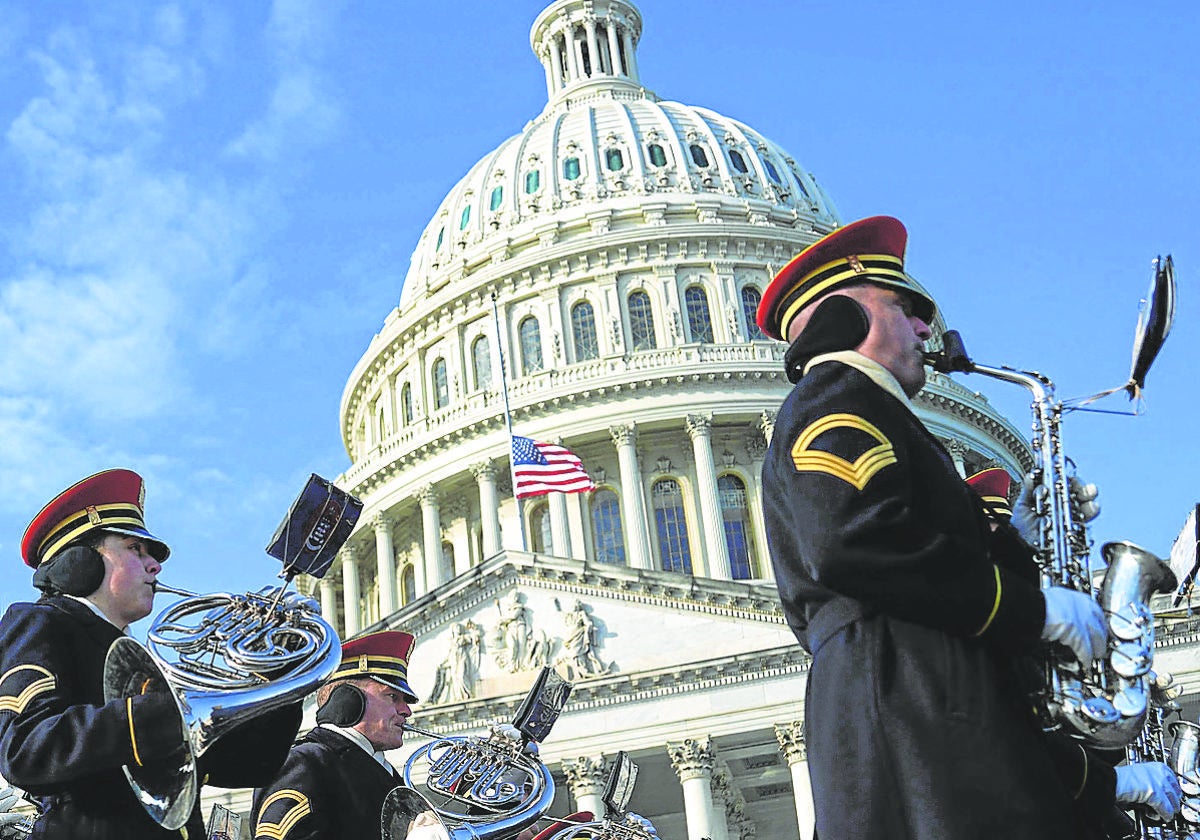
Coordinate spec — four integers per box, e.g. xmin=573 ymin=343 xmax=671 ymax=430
xmin=490 ymin=591 xmax=547 ymax=672
xmin=430 ymin=620 xmax=482 ymax=702
xmin=554 ymin=598 xmax=608 ymax=680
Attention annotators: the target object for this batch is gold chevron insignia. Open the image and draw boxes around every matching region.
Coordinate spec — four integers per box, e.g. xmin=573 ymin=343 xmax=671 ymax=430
xmin=0 ymin=664 xmax=57 ymax=714
xmin=790 ymin=413 xmax=897 ymax=490
xmin=256 ymin=790 xmax=312 ymax=840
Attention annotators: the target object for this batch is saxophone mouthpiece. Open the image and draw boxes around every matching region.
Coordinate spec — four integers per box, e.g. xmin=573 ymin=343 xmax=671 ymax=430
xmin=925 ymin=330 xmax=974 ymax=373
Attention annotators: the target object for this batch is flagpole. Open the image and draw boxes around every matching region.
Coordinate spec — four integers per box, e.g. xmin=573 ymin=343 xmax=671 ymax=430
xmin=491 ymin=291 xmax=528 ymax=552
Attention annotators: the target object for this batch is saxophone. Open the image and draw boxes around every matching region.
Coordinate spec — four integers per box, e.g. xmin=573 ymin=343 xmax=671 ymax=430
xmin=924 ymin=256 xmax=1178 ymax=748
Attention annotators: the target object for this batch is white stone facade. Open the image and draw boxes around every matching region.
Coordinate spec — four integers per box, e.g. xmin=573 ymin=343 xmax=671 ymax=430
xmin=201 ymin=1 xmax=1200 ymax=837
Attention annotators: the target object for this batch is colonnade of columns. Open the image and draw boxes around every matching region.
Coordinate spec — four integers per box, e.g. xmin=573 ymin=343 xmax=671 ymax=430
xmin=326 ymin=415 xmax=774 ymax=638
xmin=561 ymin=725 xmax=812 ymax=840
xmin=537 ymin=11 xmax=640 ymax=96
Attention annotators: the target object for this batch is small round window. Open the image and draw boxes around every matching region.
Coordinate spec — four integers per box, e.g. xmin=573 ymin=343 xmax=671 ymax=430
xmin=729 ymin=149 xmax=748 ymax=173
xmin=648 ymin=144 xmax=667 ymax=167
xmin=563 ymin=157 xmax=581 ymax=181
xmin=689 ymin=144 xmax=710 ymax=167
xmin=525 ymin=170 xmax=541 ymax=194
xmin=606 ymin=148 xmax=624 ymax=171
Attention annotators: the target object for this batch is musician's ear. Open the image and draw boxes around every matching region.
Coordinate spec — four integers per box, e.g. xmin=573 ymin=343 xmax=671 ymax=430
xmin=32 ymin=544 xmax=107 ymax=597
xmin=317 ymin=683 xmax=367 ymax=726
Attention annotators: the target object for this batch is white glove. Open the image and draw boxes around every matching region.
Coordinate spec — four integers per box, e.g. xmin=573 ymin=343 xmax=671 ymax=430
xmin=1069 ymin=476 xmax=1101 ymax=523
xmin=1012 ymin=475 xmax=1041 ymax=544
xmin=1041 ymin=587 xmax=1107 ymax=664
xmin=0 ymin=781 xmax=28 ymax=830
xmin=1115 ymin=762 xmax=1182 ymax=822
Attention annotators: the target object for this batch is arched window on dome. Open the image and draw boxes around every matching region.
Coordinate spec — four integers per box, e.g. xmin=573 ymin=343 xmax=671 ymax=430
xmin=628 ymin=291 xmax=656 ymax=351
xmin=401 ymin=382 xmax=414 ymax=425
xmin=729 ymin=149 xmax=749 ymax=174
xmin=529 ymin=501 xmax=553 ymax=555
xmin=740 ymin=286 xmax=766 ymax=341
xmin=689 ymin=144 xmax=710 ymax=168
xmin=590 ymin=488 xmax=625 ymax=565
xmin=563 ymin=157 xmax=581 ymax=181
xmin=489 ymin=185 xmax=503 ymax=212
xmin=571 ymin=301 xmax=599 ymax=362
xmin=685 ymin=286 xmax=714 ymax=343
xmin=525 ymin=170 xmax=541 ymax=194
xmin=459 ymin=205 xmax=471 ymax=230
xmin=432 ymin=358 xmax=450 ymax=409
xmin=653 ymin=478 xmax=692 ymax=573
xmin=519 ymin=316 xmax=543 ymax=375
xmin=719 ymin=474 xmax=758 ymax=579
xmin=789 ymin=168 xmax=813 ymax=201
xmin=472 ymin=335 xmax=492 ymax=391
xmin=400 ymin=563 xmax=415 ymax=606
xmin=605 ymin=149 xmax=624 ymax=171
xmin=647 ymin=144 xmax=667 ymax=167
xmin=440 ymin=541 xmax=455 ymax=582
xmin=435 ymin=227 xmax=444 ymax=251
xmin=762 ymin=157 xmax=783 ymax=184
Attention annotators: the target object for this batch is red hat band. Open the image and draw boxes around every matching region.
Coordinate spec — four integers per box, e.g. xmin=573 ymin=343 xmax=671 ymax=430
xmin=756 ymin=215 xmax=936 ymax=341
xmin=21 ymin=469 xmax=170 ymax=568
xmin=333 ymin=630 xmax=418 ymax=702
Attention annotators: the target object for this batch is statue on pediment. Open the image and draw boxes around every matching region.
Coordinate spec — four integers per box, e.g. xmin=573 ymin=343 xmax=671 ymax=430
xmin=553 ymin=598 xmax=609 ymax=680
xmin=490 ymin=591 xmax=548 ymax=673
xmin=429 ymin=620 xmax=482 ymax=703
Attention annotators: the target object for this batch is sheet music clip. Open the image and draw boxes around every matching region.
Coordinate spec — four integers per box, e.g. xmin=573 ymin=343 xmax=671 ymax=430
xmin=265 ymin=474 xmax=363 ymax=581
xmin=602 ymin=751 xmax=638 ymax=816
xmin=510 ymin=666 xmax=573 ymax=744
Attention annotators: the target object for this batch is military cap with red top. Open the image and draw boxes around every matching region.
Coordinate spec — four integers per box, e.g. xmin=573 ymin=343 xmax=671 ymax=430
xmin=21 ymin=468 xmax=170 ymax=568
xmin=965 ymin=467 xmax=1014 ymax=519
xmin=330 ymin=630 xmax=418 ymax=702
xmin=756 ymin=215 xmax=937 ymax=341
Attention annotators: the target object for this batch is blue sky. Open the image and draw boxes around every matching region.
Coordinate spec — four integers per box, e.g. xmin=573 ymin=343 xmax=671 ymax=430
xmin=0 ymin=0 xmax=1197 ymax=614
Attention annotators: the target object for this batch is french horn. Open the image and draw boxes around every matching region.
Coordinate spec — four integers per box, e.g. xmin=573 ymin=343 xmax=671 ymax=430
xmin=382 ymin=667 xmax=572 ymax=840
xmin=102 ymin=474 xmax=360 ymax=830
xmin=541 ymin=752 xmax=661 ymax=840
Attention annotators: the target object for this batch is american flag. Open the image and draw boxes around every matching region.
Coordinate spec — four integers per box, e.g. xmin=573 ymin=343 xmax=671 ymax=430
xmin=511 ymin=436 xmax=596 ymax=499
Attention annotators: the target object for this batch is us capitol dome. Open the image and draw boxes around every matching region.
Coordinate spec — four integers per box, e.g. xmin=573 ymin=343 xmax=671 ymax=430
xmin=278 ymin=1 xmax=1051 ymax=837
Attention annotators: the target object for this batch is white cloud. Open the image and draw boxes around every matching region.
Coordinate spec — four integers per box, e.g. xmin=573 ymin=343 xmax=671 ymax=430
xmin=225 ymin=0 xmax=341 ymax=163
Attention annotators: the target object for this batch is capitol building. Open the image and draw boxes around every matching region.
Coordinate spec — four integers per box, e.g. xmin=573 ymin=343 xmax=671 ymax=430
xmin=205 ymin=0 xmax=1200 ymax=837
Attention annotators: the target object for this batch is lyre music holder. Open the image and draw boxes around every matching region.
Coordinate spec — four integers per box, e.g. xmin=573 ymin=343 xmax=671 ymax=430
xmin=266 ymin=473 xmax=363 ymax=581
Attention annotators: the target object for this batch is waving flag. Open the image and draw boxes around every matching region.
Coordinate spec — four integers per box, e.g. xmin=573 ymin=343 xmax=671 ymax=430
xmin=511 ymin=436 xmax=595 ymax=499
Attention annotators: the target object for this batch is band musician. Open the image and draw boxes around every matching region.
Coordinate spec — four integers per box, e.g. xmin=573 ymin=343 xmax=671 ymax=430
xmin=756 ymin=215 xmax=1176 ymax=839
xmin=252 ymin=630 xmax=418 ymax=840
xmin=0 ymin=469 xmax=302 ymax=840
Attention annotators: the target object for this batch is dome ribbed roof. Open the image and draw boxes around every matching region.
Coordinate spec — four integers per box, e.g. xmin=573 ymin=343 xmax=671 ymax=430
xmin=398 ymin=0 xmax=839 ymax=310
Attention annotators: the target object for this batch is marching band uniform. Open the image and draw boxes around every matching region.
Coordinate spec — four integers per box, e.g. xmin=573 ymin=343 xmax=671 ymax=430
xmin=757 ymin=218 xmax=1093 ymax=839
xmin=252 ymin=631 xmax=418 ymax=840
xmin=0 ymin=470 xmax=300 ymax=840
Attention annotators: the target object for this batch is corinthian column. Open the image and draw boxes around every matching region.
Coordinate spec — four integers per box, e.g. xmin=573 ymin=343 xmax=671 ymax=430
xmin=562 ymin=755 xmax=608 ymax=818
xmin=610 ymin=424 xmax=652 ymax=570
xmin=373 ymin=514 xmax=397 ymax=616
xmin=686 ymin=414 xmax=732 ymax=580
xmin=668 ymin=737 xmax=719 ymax=840
xmin=473 ymin=461 xmax=503 ymax=558
xmin=340 ymin=545 xmax=360 ymax=637
xmin=319 ymin=578 xmax=337 ymax=628
xmin=419 ymin=484 xmax=444 ymax=592
xmin=774 ymin=721 xmax=814 ymax=839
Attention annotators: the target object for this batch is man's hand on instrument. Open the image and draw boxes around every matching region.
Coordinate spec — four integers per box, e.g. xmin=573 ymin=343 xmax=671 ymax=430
xmin=1012 ymin=473 xmax=1101 ymax=543
xmin=0 ymin=779 xmax=29 ymax=829
xmin=1041 ymin=587 xmax=1107 ymax=664
xmin=1115 ymin=762 xmax=1182 ymax=822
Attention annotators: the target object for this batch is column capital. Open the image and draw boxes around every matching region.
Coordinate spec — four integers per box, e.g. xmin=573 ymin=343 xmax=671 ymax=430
xmin=685 ymin=413 xmax=713 ymax=438
xmin=944 ymin=438 xmax=968 ymax=458
xmin=340 ymin=543 xmax=358 ymax=564
xmin=418 ymin=484 xmax=440 ymax=506
xmin=472 ymin=460 xmax=498 ymax=481
xmin=372 ymin=512 xmax=393 ymax=533
xmin=773 ymin=720 xmax=807 ymax=764
xmin=562 ymin=755 xmax=609 ymax=798
xmin=668 ymin=736 xmax=715 ymax=782
xmin=610 ymin=423 xmax=638 ymax=447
